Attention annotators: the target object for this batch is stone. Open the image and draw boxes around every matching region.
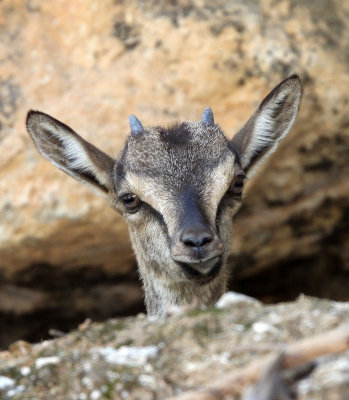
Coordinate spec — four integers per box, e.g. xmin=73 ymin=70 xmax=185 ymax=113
xmin=215 ymin=291 xmax=260 ymax=309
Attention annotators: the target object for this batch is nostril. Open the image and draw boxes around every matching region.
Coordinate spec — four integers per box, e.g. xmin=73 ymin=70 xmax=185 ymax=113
xmin=181 ymin=229 xmax=214 ymax=248
xmin=198 ymin=234 xmax=213 ymax=247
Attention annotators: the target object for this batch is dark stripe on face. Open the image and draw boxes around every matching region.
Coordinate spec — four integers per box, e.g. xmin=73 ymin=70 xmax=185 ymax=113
xmin=142 ymin=202 xmax=171 ymax=245
xmin=215 ymin=194 xmax=230 ymax=234
xmin=228 ymin=140 xmax=242 ymax=166
xmin=114 ymin=142 xmax=129 ymax=191
xmin=178 ymin=187 xmax=212 ymax=232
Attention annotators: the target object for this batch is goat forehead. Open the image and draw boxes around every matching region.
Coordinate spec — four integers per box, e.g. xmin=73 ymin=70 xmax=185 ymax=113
xmin=118 ymin=122 xmax=236 ymax=224
xmin=123 ymin=122 xmax=230 ymax=178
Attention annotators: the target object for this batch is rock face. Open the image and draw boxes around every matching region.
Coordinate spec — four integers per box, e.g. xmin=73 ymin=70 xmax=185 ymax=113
xmin=0 ymin=296 xmax=349 ymax=399
xmin=1 ymin=0 xmax=349 ymax=346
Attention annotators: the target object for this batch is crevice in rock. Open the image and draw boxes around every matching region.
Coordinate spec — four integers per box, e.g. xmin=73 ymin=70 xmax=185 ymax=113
xmin=230 ymin=256 xmax=349 ymax=304
xmin=0 ymin=263 xmax=145 ymax=350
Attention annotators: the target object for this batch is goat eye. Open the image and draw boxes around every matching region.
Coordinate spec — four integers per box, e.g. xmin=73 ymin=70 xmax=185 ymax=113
xmin=121 ymin=193 xmax=141 ymax=212
xmin=229 ymin=176 xmax=245 ymax=197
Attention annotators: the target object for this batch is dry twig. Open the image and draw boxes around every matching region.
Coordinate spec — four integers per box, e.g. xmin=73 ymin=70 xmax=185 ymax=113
xmin=169 ymin=324 xmax=349 ymax=400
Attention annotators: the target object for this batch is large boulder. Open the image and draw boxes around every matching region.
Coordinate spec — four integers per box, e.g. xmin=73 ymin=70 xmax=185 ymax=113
xmin=1 ymin=0 xmax=349 ymax=345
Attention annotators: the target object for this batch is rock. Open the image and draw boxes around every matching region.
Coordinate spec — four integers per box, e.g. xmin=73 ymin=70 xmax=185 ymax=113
xmin=0 ymin=296 xmax=348 ymax=399
xmin=215 ymin=291 xmax=261 ymax=309
xmin=8 ymin=341 xmax=32 ymax=357
xmin=0 ymin=376 xmax=15 ymax=390
xmin=92 ymin=345 xmax=159 ymax=367
xmin=34 ymin=356 xmax=60 ymax=369
xmin=1 ymin=0 xmax=349 ymax=345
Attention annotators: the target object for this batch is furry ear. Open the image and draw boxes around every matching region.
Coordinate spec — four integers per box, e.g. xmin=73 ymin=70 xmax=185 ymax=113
xmin=26 ymin=111 xmax=116 ymax=198
xmin=230 ymin=75 xmax=302 ymax=176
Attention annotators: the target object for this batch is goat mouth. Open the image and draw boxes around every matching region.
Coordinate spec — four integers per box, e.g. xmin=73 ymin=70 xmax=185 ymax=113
xmin=178 ymin=258 xmax=222 ymax=285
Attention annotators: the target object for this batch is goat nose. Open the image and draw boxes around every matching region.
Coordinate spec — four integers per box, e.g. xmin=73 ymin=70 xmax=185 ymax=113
xmin=180 ymin=227 xmax=214 ymax=248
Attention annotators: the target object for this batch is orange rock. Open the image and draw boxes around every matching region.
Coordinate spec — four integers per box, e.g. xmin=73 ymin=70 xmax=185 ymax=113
xmin=0 ymin=0 xmax=349 ymax=331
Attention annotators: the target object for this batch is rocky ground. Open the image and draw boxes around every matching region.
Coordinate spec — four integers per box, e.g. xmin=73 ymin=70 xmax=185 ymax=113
xmin=0 ymin=295 xmax=348 ymax=400
xmin=1 ymin=0 xmax=349 ymax=350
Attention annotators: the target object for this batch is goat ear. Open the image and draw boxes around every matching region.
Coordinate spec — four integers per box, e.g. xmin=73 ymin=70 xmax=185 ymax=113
xmin=230 ymin=75 xmax=302 ymax=176
xmin=26 ymin=111 xmax=116 ymax=199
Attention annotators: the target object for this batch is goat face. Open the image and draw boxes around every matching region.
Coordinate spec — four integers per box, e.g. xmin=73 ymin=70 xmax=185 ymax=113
xmin=26 ymin=75 xmax=302 ymax=297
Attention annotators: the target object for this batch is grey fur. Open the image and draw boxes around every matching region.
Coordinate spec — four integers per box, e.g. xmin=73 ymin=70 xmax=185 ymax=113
xmin=26 ymin=75 xmax=302 ymax=317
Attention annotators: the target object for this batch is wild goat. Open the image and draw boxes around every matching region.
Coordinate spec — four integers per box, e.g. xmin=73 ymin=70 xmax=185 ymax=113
xmin=26 ymin=75 xmax=302 ymax=317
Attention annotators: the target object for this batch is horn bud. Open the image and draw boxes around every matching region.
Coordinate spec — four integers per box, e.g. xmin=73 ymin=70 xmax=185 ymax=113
xmin=202 ymin=107 xmax=214 ymax=125
xmin=129 ymin=114 xmax=143 ymax=136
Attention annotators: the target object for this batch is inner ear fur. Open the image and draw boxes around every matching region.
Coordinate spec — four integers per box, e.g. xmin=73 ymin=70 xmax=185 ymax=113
xmin=26 ymin=110 xmax=116 ymax=198
xmin=230 ymin=75 xmax=303 ymax=175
